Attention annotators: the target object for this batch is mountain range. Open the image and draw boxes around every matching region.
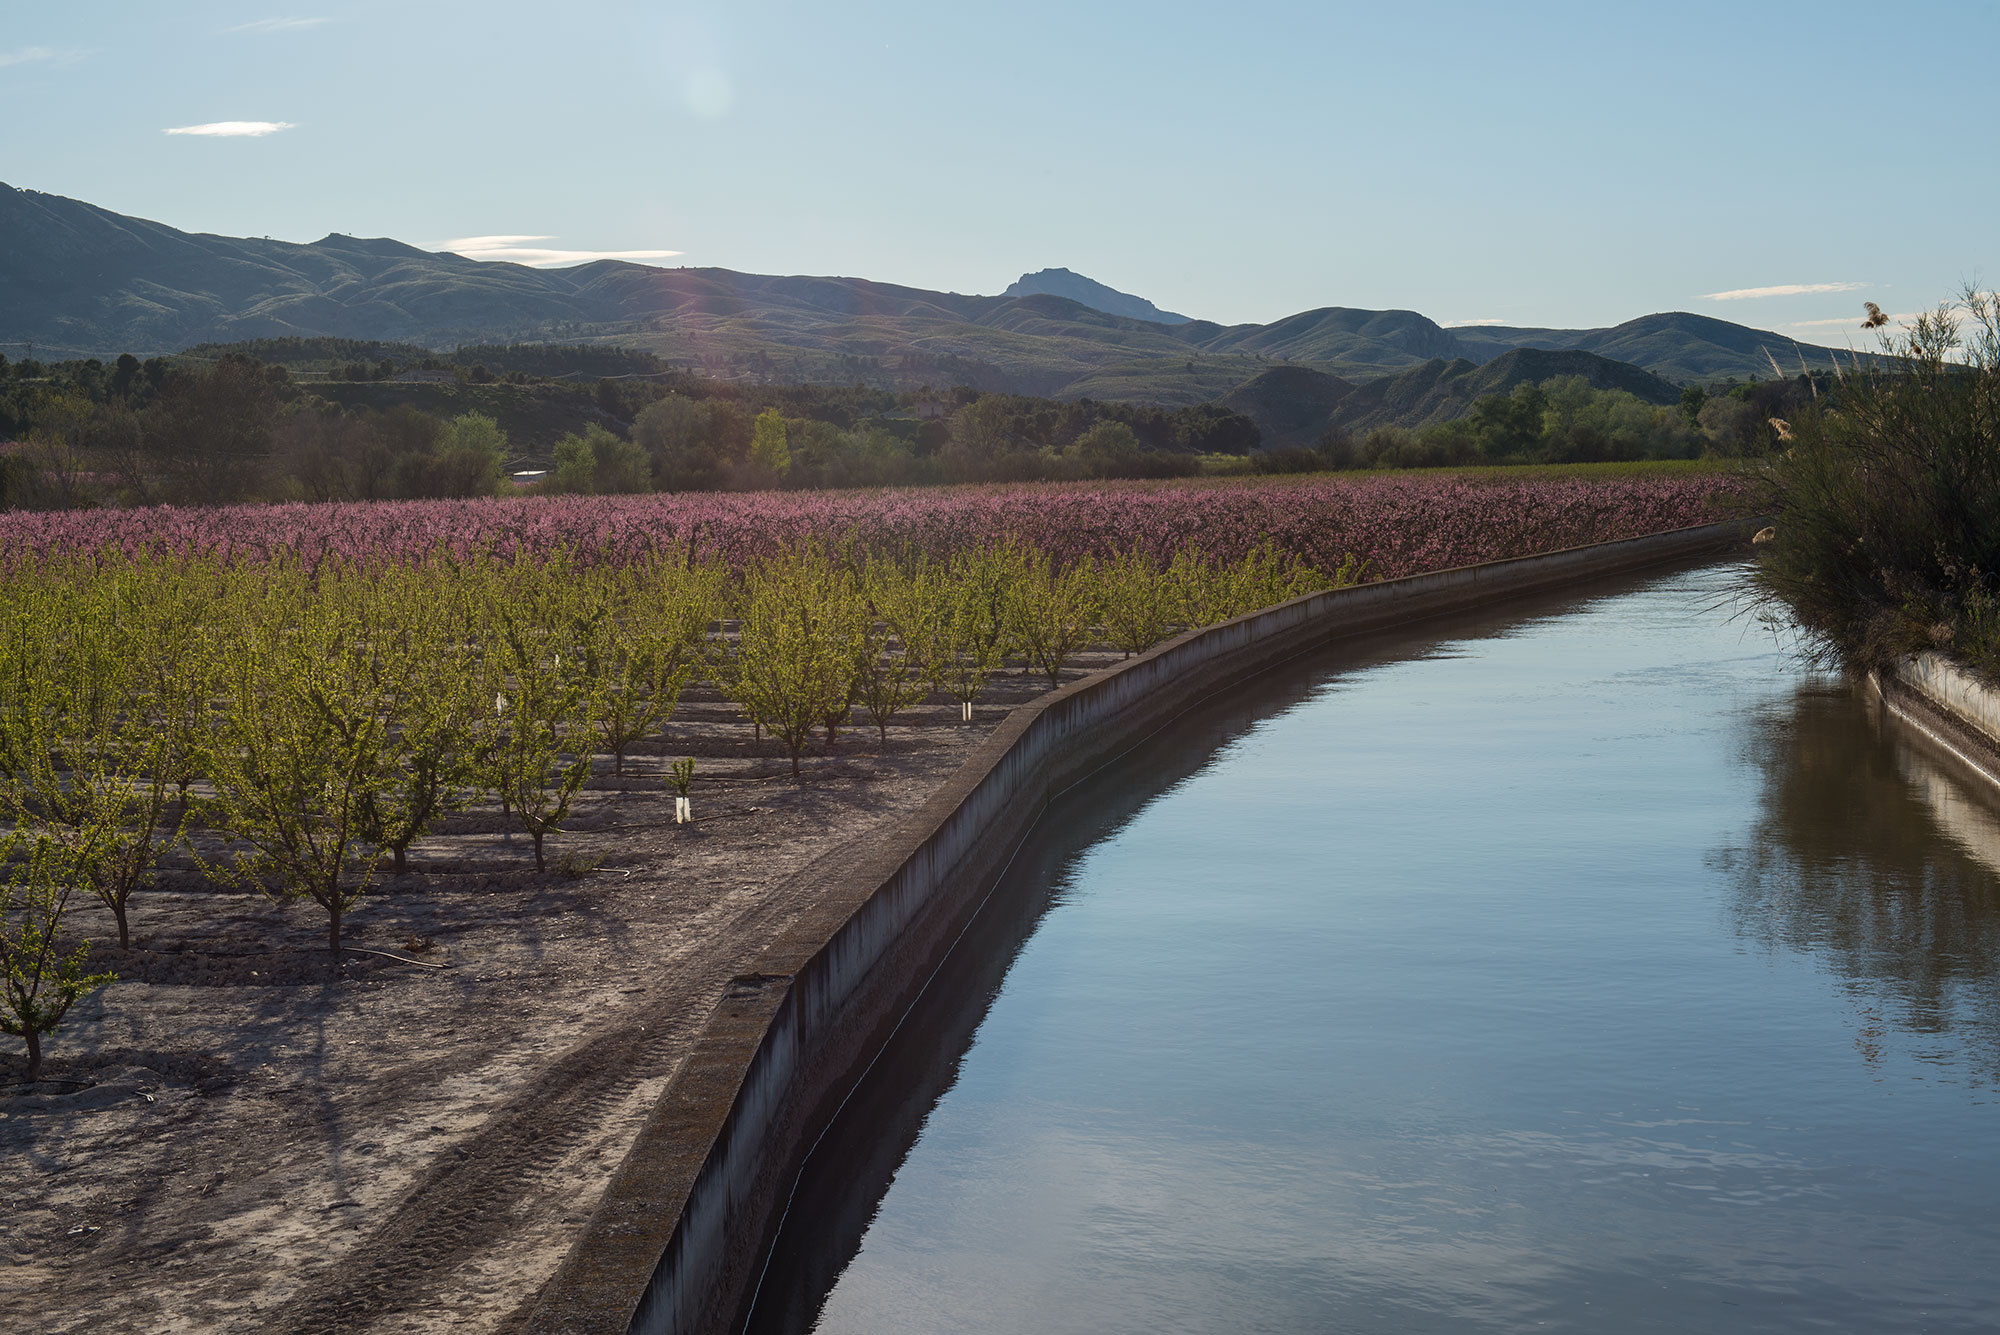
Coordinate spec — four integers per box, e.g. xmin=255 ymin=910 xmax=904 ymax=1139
xmin=1003 ymin=267 xmax=1192 ymax=325
xmin=1 ymin=181 xmax=1847 ymax=420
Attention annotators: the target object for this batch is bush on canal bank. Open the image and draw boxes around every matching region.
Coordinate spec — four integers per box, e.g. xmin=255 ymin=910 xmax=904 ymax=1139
xmin=1750 ymin=289 xmax=2000 ymax=672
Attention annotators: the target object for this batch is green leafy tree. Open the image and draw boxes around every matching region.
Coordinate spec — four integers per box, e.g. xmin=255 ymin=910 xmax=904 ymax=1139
xmin=1 ymin=832 xmax=117 ymax=1082
xmin=587 ymin=555 xmax=721 ymax=773
xmin=590 ymin=427 xmax=653 ymax=494
xmin=731 ymin=549 xmax=866 ymax=775
xmin=484 ymin=562 xmax=606 ymax=871
xmin=139 ymin=356 xmax=280 ymax=504
xmin=1165 ymin=545 xmax=1239 ymax=626
xmin=1748 ymin=291 xmax=2000 ymax=669
xmin=1007 ymin=550 xmax=1103 ymax=688
xmin=356 ymin=562 xmax=487 ymax=873
xmin=548 ymin=425 xmax=648 ymax=495
xmin=951 ymin=542 xmax=1027 ymax=674
xmin=1064 ymin=420 xmax=1143 ymax=476
xmin=1171 ymin=403 xmax=1262 ymax=454
xmin=750 ymin=408 xmax=792 ymax=480
xmin=933 ymin=553 xmax=1016 ymax=721
xmin=633 ymin=395 xmax=748 ymax=490
xmin=549 ymin=431 xmax=599 ymax=494
xmin=433 ymin=411 xmax=510 ymax=496
xmin=1222 ymin=540 xmax=1328 ymax=615
xmin=1099 ymin=549 xmax=1175 ymax=657
xmin=205 ymin=567 xmax=388 ymax=957
xmin=1679 ymin=383 xmax=1709 ymax=426
xmin=21 ymin=390 xmax=98 ymax=509
xmin=0 ymin=560 xmax=195 ymax=949
xmin=856 ymin=562 xmax=941 ymax=741
xmin=141 ymin=557 xmax=229 ymax=814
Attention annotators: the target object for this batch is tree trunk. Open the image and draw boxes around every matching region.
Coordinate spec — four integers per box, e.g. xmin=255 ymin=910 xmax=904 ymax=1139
xmin=392 ymin=843 xmax=409 ymax=874
xmin=112 ymin=897 xmax=131 ymax=951
xmin=328 ymin=897 xmax=342 ymax=958
xmin=24 ymin=1027 xmax=41 ymax=1083
xmin=790 ymin=749 xmax=801 ymax=778
xmin=532 ymin=830 xmax=545 ymax=872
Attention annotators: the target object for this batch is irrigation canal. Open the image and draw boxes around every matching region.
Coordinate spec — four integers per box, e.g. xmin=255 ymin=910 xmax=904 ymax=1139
xmin=742 ymin=559 xmax=2000 ymax=1334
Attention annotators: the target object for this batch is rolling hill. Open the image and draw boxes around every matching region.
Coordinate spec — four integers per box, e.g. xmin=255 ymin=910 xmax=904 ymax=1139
xmin=1326 ymin=347 xmax=1683 ymax=435
xmin=1448 ymin=312 xmax=1846 ymax=384
xmin=1215 ymin=365 xmax=1357 ymax=446
xmin=0 ymin=181 xmax=1848 ymax=408
xmin=1219 ymin=348 xmax=1686 ymax=446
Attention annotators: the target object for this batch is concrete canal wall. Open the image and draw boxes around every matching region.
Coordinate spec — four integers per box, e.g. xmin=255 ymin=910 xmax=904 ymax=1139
xmin=519 ymin=520 xmax=1753 ymax=1335
xmin=1874 ymin=652 xmax=2000 ymax=788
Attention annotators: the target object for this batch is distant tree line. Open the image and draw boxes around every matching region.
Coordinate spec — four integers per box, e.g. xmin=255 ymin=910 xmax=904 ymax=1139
xmin=0 ymin=353 xmax=519 ymax=509
xmin=0 ymin=347 xmax=1271 ymax=510
xmin=1263 ymin=373 xmax=1826 ymax=474
xmin=0 ymin=339 xmax=1825 ymax=510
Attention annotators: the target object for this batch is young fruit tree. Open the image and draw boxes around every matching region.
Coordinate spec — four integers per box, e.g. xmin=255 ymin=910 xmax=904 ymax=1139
xmin=855 ymin=561 xmax=941 ymax=742
xmin=922 ymin=544 xmax=1025 ymax=721
xmin=355 ymin=563 xmax=486 ymax=874
xmin=930 ymin=568 xmax=1009 ymax=724
xmin=1 ymin=831 xmax=118 ymax=1083
xmin=0 ymin=562 xmax=197 ymax=950
xmin=1098 ymin=549 xmax=1176 ymax=659
xmin=204 ymin=569 xmax=389 ymax=958
xmin=483 ymin=572 xmax=606 ymax=872
xmin=1007 ymin=549 xmax=1103 ymax=688
xmin=670 ymin=756 xmax=696 ymax=824
xmin=588 ymin=554 xmax=721 ymax=774
xmin=730 ymin=550 xmax=868 ymax=775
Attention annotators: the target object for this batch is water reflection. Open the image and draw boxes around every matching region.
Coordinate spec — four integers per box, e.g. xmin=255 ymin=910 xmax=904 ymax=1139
xmin=750 ymin=565 xmax=2000 ymax=1335
xmin=1719 ymin=679 xmax=2000 ymax=1078
xmin=746 ymin=624 xmax=1353 ymax=1334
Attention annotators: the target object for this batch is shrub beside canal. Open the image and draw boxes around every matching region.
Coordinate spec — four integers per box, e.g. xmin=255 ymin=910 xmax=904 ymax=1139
xmin=1750 ymin=291 xmax=2000 ymax=671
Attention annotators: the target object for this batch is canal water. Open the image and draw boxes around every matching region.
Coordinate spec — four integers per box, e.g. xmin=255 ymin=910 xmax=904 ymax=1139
xmin=747 ymin=561 xmax=2000 ymax=1334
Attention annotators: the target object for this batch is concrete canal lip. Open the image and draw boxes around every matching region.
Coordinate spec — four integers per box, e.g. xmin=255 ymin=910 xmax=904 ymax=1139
xmin=1873 ymin=652 xmax=2000 ymax=788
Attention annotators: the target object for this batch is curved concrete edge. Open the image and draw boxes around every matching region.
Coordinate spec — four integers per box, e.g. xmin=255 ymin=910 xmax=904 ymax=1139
xmin=1871 ymin=653 xmax=2000 ymax=788
xmin=518 ymin=519 xmax=1755 ymax=1335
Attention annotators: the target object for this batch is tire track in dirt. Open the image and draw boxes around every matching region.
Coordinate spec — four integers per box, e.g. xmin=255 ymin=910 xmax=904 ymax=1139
xmin=261 ymin=836 xmax=862 ymax=1335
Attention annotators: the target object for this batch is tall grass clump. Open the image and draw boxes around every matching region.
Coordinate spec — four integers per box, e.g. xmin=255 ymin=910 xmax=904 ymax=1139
xmin=1750 ymin=289 xmax=2000 ymax=672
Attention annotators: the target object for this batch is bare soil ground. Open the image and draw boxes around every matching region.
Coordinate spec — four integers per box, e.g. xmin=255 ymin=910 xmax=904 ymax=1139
xmin=0 ymin=659 xmax=1115 ymax=1334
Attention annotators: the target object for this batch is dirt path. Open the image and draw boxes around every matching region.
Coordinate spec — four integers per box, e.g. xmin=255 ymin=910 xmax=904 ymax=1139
xmin=0 ymin=668 xmax=1108 ymax=1334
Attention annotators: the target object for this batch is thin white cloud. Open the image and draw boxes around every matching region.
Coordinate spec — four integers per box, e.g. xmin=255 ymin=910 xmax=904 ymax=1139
xmin=438 ymin=235 xmax=683 ymax=268
xmin=1780 ymin=314 xmax=1918 ymax=330
xmin=226 ymin=17 xmax=328 ymax=33
xmin=441 ymin=235 xmax=558 ymax=248
xmin=0 ymin=45 xmax=86 ymax=69
xmin=1443 ymin=318 xmax=1512 ymax=328
xmin=163 ymin=120 xmax=297 ymax=137
xmin=1780 ymin=308 xmax=1992 ymax=333
xmin=1702 ymin=281 xmax=1865 ymax=301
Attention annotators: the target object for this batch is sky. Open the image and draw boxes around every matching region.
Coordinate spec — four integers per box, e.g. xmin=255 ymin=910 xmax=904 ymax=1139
xmin=2 ymin=0 xmax=1993 ymax=337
